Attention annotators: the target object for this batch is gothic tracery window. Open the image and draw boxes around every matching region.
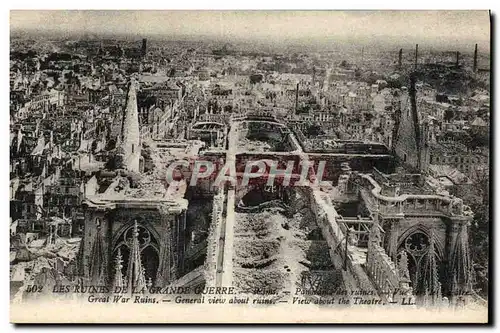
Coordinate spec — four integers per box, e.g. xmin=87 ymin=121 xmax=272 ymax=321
xmin=113 ymin=224 xmax=159 ymax=284
xmin=399 ymin=230 xmax=441 ymax=296
xmin=404 ymin=232 xmax=429 ymax=255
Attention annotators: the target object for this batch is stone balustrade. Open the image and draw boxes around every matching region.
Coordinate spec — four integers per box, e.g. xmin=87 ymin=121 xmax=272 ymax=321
xmin=356 ymin=173 xmax=473 ymax=218
xmin=310 ymin=189 xmax=376 ymax=291
xmin=373 ymin=167 xmax=423 ymax=188
xmin=202 ymin=191 xmax=224 ymax=287
xmin=366 ymin=243 xmax=400 ymax=297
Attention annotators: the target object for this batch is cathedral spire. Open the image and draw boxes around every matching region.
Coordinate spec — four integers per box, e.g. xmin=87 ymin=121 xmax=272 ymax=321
xmin=449 ymin=223 xmax=472 ymax=295
xmin=116 ymin=78 xmax=141 ymax=172
xmin=113 ymin=249 xmax=124 ymax=289
xmin=425 ymin=230 xmax=442 ymax=304
xmin=89 ymin=224 xmax=106 ymax=286
xmin=127 ymin=220 xmax=146 ymax=292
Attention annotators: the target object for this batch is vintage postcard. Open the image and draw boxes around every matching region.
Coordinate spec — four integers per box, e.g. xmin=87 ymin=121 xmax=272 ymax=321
xmin=9 ymin=10 xmax=490 ymax=323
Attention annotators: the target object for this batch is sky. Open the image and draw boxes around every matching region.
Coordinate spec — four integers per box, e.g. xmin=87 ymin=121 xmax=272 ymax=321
xmin=10 ymin=10 xmax=491 ymax=48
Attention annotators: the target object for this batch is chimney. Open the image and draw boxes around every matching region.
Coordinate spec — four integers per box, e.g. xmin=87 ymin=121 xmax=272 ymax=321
xmin=141 ymin=38 xmax=147 ymax=58
xmin=414 ymin=44 xmax=419 ymax=70
xmin=473 ymin=43 xmax=478 ymax=72
xmin=295 ymin=82 xmax=299 ymax=113
xmin=456 ymin=51 xmax=460 ymax=67
xmin=398 ymin=48 xmax=403 ymax=69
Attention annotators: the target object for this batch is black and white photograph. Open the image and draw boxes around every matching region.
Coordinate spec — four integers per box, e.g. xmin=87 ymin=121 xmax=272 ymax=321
xmin=8 ymin=10 xmax=491 ymax=323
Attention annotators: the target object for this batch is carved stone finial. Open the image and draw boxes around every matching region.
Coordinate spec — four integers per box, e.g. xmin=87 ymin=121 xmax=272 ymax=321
xmin=370 ymin=223 xmax=382 ymax=246
xmin=146 ymin=277 xmax=153 ymax=289
xmin=133 ymin=220 xmax=139 ymax=238
xmin=113 ymin=249 xmax=124 ymax=289
xmin=398 ymin=250 xmax=411 ymax=281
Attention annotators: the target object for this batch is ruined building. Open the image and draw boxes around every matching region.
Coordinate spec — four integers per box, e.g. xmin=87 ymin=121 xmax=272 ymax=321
xmin=75 ymin=80 xmax=476 ymax=307
xmin=392 ymin=74 xmax=430 ymax=172
xmin=379 ymin=73 xmax=475 ymax=300
xmin=114 ymin=79 xmax=142 ymax=173
xmin=79 ymin=80 xmax=193 ymax=289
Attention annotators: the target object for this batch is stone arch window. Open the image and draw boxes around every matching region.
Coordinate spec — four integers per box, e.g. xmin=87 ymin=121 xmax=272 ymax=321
xmin=398 ymin=230 xmax=442 ymax=295
xmin=113 ymin=224 xmax=160 ymax=284
xmin=404 ymin=231 xmax=429 ymax=255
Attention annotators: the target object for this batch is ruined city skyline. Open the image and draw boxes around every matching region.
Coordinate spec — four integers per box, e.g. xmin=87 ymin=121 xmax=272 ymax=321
xmin=9 ymin=10 xmax=490 ymax=323
xmin=10 ymin=10 xmax=491 ymax=51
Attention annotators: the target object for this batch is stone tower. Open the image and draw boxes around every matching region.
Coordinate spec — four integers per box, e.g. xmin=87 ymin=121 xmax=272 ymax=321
xmin=116 ymin=79 xmax=141 ymax=172
xmin=392 ymin=74 xmax=429 ymax=172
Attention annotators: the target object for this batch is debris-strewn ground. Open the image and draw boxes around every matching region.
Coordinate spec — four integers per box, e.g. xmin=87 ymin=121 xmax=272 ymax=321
xmin=10 ymin=236 xmax=81 ymax=303
xmin=232 ymin=189 xmax=339 ymax=297
xmin=236 ymin=138 xmax=272 ymax=152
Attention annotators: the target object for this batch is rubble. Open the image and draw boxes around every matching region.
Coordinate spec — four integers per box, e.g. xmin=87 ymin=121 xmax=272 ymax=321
xmin=232 ymin=188 xmax=336 ymax=297
xmin=10 ymin=235 xmax=81 ymax=302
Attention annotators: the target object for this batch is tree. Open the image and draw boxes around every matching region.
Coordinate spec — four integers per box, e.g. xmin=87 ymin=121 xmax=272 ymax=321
xmin=249 ymin=74 xmax=263 ymax=84
xmin=305 ymin=124 xmax=325 ymax=137
xmin=340 ymin=60 xmax=349 ymax=68
xmin=444 ymin=109 xmax=454 ymax=121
